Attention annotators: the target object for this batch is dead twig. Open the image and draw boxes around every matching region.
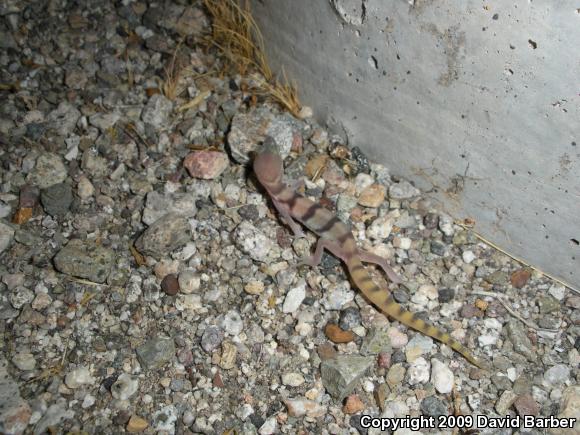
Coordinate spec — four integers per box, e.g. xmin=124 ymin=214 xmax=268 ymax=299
xmin=471 ymin=290 xmax=559 ymax=332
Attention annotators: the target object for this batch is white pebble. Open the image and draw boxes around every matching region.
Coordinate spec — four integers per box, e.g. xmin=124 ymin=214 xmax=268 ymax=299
xmin=407 ymin=357 xmax=430 ymax=385
xmin=431 ymin=359 xmax=454 ymax=394
xmin=282 ymin=372 xmax=305 ymax=387
xmin=282 ymin=281 xmax=306 ymax=313
xmin=65 ymin=366 xmax=94 ymax=389
xmin=548 ymin=285 xmax=566 ymax=301
xmin=462 ymin=250 xmax=476 ymax=264
xmin=478 ymin=334 xmax=498 ymax=346
xmin=111 ymin=373 xmax=139 ymax=400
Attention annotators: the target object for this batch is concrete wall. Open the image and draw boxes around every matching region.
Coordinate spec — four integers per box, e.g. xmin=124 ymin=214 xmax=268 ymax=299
xmin=250 ymin=0 xmax=580 ymax=290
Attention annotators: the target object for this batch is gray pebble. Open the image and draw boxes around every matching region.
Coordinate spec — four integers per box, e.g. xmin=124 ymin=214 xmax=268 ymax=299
xmin=201 ymin=326 xmax=224 ymax=353
xmin=338 ymin=307 xmax=362 ymax=330
xmin=136 ymin=336 xmax=175 ymax=370
xmin=53 ymin=239 xmax=115 ymax=284
xmin=41 ymin=183 xmax=73 ymax=217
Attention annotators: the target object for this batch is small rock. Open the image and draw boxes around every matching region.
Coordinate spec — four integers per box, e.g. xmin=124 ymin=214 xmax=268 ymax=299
xmin=219 ymin=341 xmax=237 ymax=370
xmin=438 ymin=288 xmax=455 ymax=303
xmin=507 ymin=320 xmax=536 ymax=362
xmin=430 ymin=240 xmax=446 ymax=256
xmin=220 ymin=310 xmax=244 ymax=336
xmin=111 ymin=374 xmax=139 ymax=400
xmin=141 ymin=94 xmax=173 ymax=128
xmin=388 ymin=181 xmax=420 ymax=199
xmin=88 ymin=112 xmax=120 ymax=131
xmin=127 ymin=415 xmax=148 ymax=433
xmin=282 ymin=372 xmax=305 ymax=387
xmin=12 ymin=353 xmax=36 ymax=371
xmin=135 ymin=213 xmax=191 ymax=259
xmin=228 ymin=109 xmax=296 ymax=164
xmin=438 ymin=215 xmax=455 ymax=237
xmin=338 ymin=307 xmax=362 ymax=330
xmin=161 ymin=274 xmax=179 ymax=296
xmin=234 ymin=221 xmax=273 ymax=262
xmin=510 ymin=268 xmax=531 ymax=288
xmin=514 ymin=394 xmax=540 ymax=416
xmin=178 ymin=270 xmax=201 ymax=294
xmin=544 ymin=364 xmax=571 ymax=388
xmin=320 ymin=355 xmax=374 ymax=399
xmin=77 ymin=176 xmax=95 ymax=199
xmin=152 ymin=405 xmax=177 ymax=434
xmin=0 ymin=358 xmax=31 ymax=434
xmin=47 ymin=101 xmax=80 ymax=135
xmin=366 ymin=212 xmax=396 ymax=240
xmin=386 ymin=363 xmax=406 ymax=389
xmin=184 ymin=150 xmax=229 ymax=179
xmin=64 ymin=366 xmax=94 ymax=389
xmin=136 ymin=336 xmax=175 ymax=370
xmin=258 ymin=416 xmax=277 ymax=435
xmin=462 ymin=250 xmax=476 ymax=264
xmin=282 ymin=281 xmax=306 ymax=313
xmin=361 ymin=327 xmax=392 ymax=355
xmin=551 ymin=386 xmax=580 ymax=435
xmin=40 ymin=183 xmax=73 ymax=217
xmin=485 ymin=270 xmax=508 ymax=285
xmin=201 ymin=326 xmax=224 ymax=353
xmin=9 ymin=287 xmax=35 ymax=309
xmin=358 ymin=184 xmax=385 ymax=208
xmin=244 ymin=280 xmax=265 ymax=295
xmin=283 ymin=398 xmax=326 ymax=418
xmin=142 ymin=191 xmax=197 ymax=226
xmin=420 ymin=396 xmax=448 ymax=418
xmin=26 ymin=152 xmax=67 ymax=189
xmin=407 ymin=357 xmax=430 ymax=385
xmin=325 ymin=323 xmax=355 ymax=343
xmin=538 ymin=296 xmax=561 ymax=314
xmin=548 ymin=285 xmax=566 ymax=301
xmin=343 ymin=394 xmax=365 ymax=414
xmin=431 ymin=359 xmax=454 ymax=394
xmin=322 ymin=284 xmax=355 ymax=310
xmin=53 ymin=239 xmax=115 ymax=284
xmin=495 ymin=390 xmax=518 ymax=415
xmin=423 ymin=213 xmax=439 ymax=229
xmin=387 ymin=327 xmax=409 ymax=349
xmin=393 ymin=236 xmax=412 ymax=250
xmin=405 ymin=335 xmax=434 ymax=362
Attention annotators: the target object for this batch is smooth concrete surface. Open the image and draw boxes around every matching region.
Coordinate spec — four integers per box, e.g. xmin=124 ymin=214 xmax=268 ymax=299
xmin=250 ymin=0 xmax=580 ymax=289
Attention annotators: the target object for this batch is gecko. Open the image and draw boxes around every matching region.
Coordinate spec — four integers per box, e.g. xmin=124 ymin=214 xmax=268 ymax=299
xmin=253 ymin=146 xmax=485 ymax=369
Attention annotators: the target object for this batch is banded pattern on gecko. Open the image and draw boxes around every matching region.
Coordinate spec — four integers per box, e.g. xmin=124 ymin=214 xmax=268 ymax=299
xmin=254 ymin=148 xmax=484 ymax=368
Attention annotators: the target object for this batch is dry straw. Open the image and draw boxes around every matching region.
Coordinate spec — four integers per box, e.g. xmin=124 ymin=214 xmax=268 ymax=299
xmin=202 ymin=0 xmax=302 ymax=117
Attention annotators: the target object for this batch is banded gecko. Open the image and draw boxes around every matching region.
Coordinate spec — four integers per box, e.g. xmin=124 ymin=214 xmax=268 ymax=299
xmin=253 ymin=147 xmax=485 ymax=368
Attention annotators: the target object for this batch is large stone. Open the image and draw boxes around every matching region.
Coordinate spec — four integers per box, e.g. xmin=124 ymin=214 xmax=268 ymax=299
xmin=0 ymin=358 xmax=31 ymax=435
xmin=136 ymin=337 xmax=175 ymax=370
xmin=135 ymin=213 xmax=191 ymax=259
xmin=320 ymin=355 xmax=374 ymax=399
xmin=53 ymin=239 xmax=115 ymax=283
xmin=26 ymin=152 xmax=67 ymax=189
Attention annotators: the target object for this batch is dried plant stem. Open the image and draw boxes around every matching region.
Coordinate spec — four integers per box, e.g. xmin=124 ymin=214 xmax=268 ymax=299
xmin=471 ymin=290 xmax=559 ymax=332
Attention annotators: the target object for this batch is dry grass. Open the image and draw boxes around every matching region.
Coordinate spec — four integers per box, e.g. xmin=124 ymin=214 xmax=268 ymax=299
xmin=202 ymin=0 xmax=302 ymax=117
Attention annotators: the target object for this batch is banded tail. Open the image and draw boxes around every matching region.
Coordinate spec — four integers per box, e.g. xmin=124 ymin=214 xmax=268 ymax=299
xmin=347 ymin=257 xmax=485 ymax=368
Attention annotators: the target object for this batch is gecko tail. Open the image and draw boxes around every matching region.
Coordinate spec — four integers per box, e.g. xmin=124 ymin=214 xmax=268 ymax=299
xmin=347 ymin=258 xmax=487 ymax=369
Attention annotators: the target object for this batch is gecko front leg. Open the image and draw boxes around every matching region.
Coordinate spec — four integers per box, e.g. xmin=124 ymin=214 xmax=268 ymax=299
xmin=300 ymin=238 xmax=346 ymax=267
xmin=270 ymin=197 xmax=306 ymax=238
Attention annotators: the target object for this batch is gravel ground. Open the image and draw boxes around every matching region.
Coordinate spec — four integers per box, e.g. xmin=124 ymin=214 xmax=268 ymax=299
xmin=0 ymin=1 xmax=578 ymax=434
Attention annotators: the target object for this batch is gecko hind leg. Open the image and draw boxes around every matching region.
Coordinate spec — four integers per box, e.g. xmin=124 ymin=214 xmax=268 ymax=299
xmin=358 ymin=250 xmax=402 ymax=284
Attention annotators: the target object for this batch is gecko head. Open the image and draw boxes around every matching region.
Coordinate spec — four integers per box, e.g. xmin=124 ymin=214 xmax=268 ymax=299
xmin=253 ymin=150 xmax=283 ymax=187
